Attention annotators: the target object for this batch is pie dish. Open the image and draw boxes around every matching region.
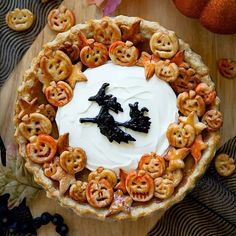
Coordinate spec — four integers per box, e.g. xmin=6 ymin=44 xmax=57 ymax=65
xmin=14 ymin=15 xmax=222 ymax=220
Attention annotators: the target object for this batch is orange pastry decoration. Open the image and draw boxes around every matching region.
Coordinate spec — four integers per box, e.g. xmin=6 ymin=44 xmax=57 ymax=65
xmin=119 ymin=19 xmax=145 ymax=45
xmin=40 ymin=49 xmax=72 ymax=82
xmin=218 ymin=58 xmax=236 ymax=79
xmin=115 ymin=169 xmax=128 ymax=194
xmin=18 ymin=98 xmax=38 ymax=120
xmin=26 ymin=134 xmax=57 ymax=164
xmin=150 ymin=31 xmax=179 ymax=58
xmin=88 ymin=167 xmax=117 ymax=188
xmin=6 ymin=8 xmax=34 ymax=31
xmin=162 ymin=169 xmax=183 ymax=187
xmin=177 ymin=90 xmax=206 ymax=117
xmin=37 ymin=104 xmax=56 ymax=122
xmin=48 ymin=5 xmax=75 ymax=32
xmin=125 ymin=170 xmax=154 ymax=202
xmin=106 ymin=190 xmax=133 ymax=217
xmin=109 ymin=41 xmax=139 ymax=66
xmin=170 ymin=50 xmax=185 ymax=67
xmin=190 ymin=135 xmax=208 ymax=164
xmin=45 ymin=81 xmax=73 ymax=107
xmin=86 ymin=179 xmax=113 ymax=208
xmin=43 ymin=157 xmax=75 ymax=195
xmin=179 ymin=111 xmax=207 ymax=135
xmin=57 ymin=133 xmax=69 ymax=154
xmin=195 ymin=83 xmax=216 ymax=105
xmin=136 ymin=52 xmax=160 ymax=80
xmin=170 ymin=64 xmax=201 ymax=94
xmin=138 ymin=152 xmax=166 ymax=178
xmin=59 ymin=30 xmax=88 ymax=62
xmin=19 ymin=113 xmax=52 ymax=140
xmin=59 ymin=147 xmax=86 ymax=175
xmin=80 ymin=40 xmax=108 ymax=68
xmin=202 ymin=110 xmax=223 ymax=132
xmin=215 ymin=153 xmax=235 ymax=177
xmin=154 ymin=177 xmax=174 ymax=199
xmin=91 ymin=18 xmax=121 ymax=47
xmin=166 ymin=122 xmax=195 ymax=148
xmin=66 ymin=63 xmax=87 ymax=88
xmin=69 ymin=181 xmax=87 ymax=203
xmin=164 ymin=147 xmax=190 ymax=171
xmin=155 ymin=59 xmax=179 ymax=82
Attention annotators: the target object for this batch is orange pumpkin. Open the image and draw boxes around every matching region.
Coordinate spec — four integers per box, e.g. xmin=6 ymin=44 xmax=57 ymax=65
xmin=173 ymin=0 xmax=236 ymax=34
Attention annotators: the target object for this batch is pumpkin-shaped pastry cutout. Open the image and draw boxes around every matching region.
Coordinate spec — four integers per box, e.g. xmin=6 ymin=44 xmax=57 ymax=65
xmin=80 ymin=41 xmax=108 ymax=68
xmin=37 ymin=104 xmax=56 ymax=122
xmin=43 ymin=157 xmax=60 ymax=178
xmin=19 ymin=113 xmax=52 ymax=140
xmin=166 ymin=123 xmax=195 ymax=148
xmin=69 ymin=181 xmax=87 ymax=203
xmin=40 ymin=50 xmax=72 ymax=81
xmin=150 ymin=31 xmax=179 ymax=58
xmin=45 ymin=81 xmax=73 ymax=107
xmin=48 ymin=5 xmax=75 ymax=32
xmin=218 ymin=58 xmax=236 ymax=79
xmin=109 ymin=41 xmax=139 ymax=66
xmin=126 ymin=170 xmax=154 ymax=202
xmin=88 ymin=167 xmax=117 ymax=187
xmin=138 ymin=152 xmax=166 ymax=178
xmin=202 ymin=110 xmax=223 ymax=132
xmin=215 ymin=154 xmax=235 ymax=177
xmin=26 ymin=134 xmax=57 ymax=164
xmin=195 ymin=83 xmax=216 ymax=105
xmin=155 ymin=60 xmax=179 ymax=82
xmin=154 ymin=177 xmax=174 ymax=199
xmin=6 ymin=8 xmax=34 ymax=32
xmin=59 ymin=147 xmax=86 ymax=175
xmin=177 ymin=90 xmax=206 ymax=117
xmin=162 ymin=169 xmax=183 ymax=187
xmin=92 ymin=19 xmax=121 ymax=47
xmin=86 ymin=179 xmax=113 ymax=208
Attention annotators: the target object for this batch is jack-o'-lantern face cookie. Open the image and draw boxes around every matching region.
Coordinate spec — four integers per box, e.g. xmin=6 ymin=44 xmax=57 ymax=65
xmin=166 ymin=123 xmax=195 ymax=148
xmin=40 ymin=50 xmax=72 ymax=82
xmin=19 ymin=113 xmax=52 ymax=140
xmin=154 ymin=177 xmax=174 ymax=199
xmin=6 ymin=8 xmax=34 ymax=32
xmin=43 ymin=157 xmax=60 ymax=178
xmin=48 ymin=5 xmax=75 ymax=32
xmin=126 ymin=170 xmax=154 ymax=202
xmin=59 ymin=147 xmax=86 ymax=175
xmin=155 ymin=60 xmax=179 ymax=82
xmin=109 ymin=41 xmax=139 ymax=66
xmin=138 ymin=152 xmax=166 ymax=178
xmin=69 ymin=181 xmax=87 ymax=203
xmin=170 ymin=64 xmax=201 ymax=94
xmin=202 ymin=110 xmax=223 ymax=132
xmin=86 ymin=179 xmax=113 ymax=208
xmin=215 ymin=154 xmax=235 ymax=177
xmin=88 ymin=167 xmax=117 ymax=187
xmin=162 ymin=169 xmax=183 ymax=187
xmin=195 ymin=83 xmax=216 ymax=105
xmin=80 ymin=40 xmax=108 ymax=68
xmin=92 ymin=19 xmax=121 ymax=47
xmin=218 ymin=58 xmax=236 ymax=79
xmin=177 ymin=90 xmax=206 ymax=117
xmin=26 ymin=134 xmax=57 ymax=164
xmin=37 ymin=104 xmax=56 ymax=122
xmin=45 ymin=81 xmax=73 ymax=107
xmin=150 ymin=31 xmax=179 ymax=58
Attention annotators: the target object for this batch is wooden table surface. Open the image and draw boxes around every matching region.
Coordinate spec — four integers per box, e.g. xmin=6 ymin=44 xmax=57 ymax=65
xmin=0 ymin=0 xmax=236 ymax=235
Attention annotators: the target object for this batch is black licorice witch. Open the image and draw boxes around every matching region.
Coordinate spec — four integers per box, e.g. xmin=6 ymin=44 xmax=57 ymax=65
xmin=80 ymin=83 xmax=151 ymax=143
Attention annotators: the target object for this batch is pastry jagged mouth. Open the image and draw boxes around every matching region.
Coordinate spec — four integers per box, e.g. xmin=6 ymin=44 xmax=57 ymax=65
xmin=131 ymin=192 xmax=149 ymax=199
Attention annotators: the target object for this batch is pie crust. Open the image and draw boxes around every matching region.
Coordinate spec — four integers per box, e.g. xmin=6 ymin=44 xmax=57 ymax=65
xmin=14 ymin=15 xmax=221 ymax=220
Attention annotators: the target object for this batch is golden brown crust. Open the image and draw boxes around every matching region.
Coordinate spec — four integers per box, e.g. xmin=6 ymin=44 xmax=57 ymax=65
xmin=14 ymin=15 xmax=221 ymax=221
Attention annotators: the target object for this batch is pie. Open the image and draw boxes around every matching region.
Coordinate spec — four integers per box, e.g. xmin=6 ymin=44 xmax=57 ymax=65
xmin=14 ymin=16 xmax=222 ymax=220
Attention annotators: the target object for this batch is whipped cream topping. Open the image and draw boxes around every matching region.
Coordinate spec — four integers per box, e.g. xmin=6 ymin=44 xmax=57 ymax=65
xmin=56 ymin=62 xmax=178 ymax=174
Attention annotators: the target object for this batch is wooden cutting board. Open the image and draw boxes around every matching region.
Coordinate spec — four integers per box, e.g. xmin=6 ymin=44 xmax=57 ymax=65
xmin=0 ymin=0 xmax=236 ymax=235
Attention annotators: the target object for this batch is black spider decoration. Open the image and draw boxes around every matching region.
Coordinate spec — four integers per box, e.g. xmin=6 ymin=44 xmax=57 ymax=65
xmin=80 ymin=83 xmax=151 ymax=143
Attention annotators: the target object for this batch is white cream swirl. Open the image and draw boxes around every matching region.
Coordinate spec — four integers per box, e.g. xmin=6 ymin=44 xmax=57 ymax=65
xmin=56 ymin=62 xmax=178 ymax=174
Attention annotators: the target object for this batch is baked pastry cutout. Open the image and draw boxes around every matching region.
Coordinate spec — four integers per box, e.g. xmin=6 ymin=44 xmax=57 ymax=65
xmin=202 ymin=110 xmax=223 ymax=132
xmin=6 ymin=8 xmax=34 ymax=31
xmin=215 ymin=154 xmax=235 ymax=177
xmin=69 ymin=181 xmax=87 ymax=202
xmin=154 ymin=177 xmax=174 ymax=199
xmin=218 ymin=58 xmax=236 ymax=79
xmin=48 ymin=5 xmax=75 ymax=32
